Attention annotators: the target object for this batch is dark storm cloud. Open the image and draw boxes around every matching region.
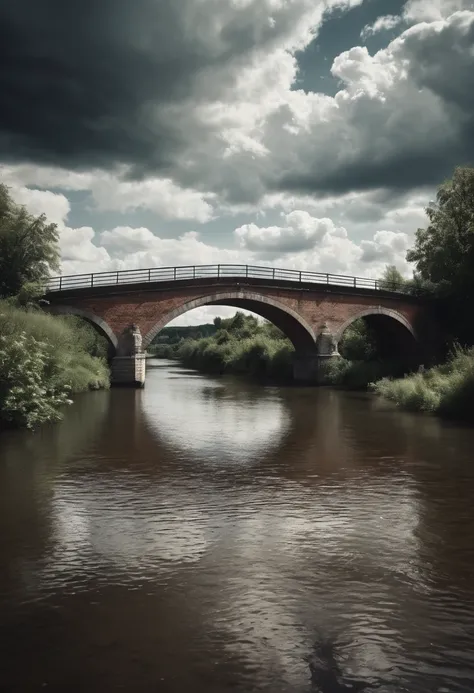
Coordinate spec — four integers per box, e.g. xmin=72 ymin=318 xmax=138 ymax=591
xmin=276 ymin=141 xmax=474 ymax=197
xmin=1 ymin=0 xmax=474 ymax=204
xmin=0 ymin=0 xmax=185 ymax=169
xmin=0 ymin=0 xmax=283 ymax=173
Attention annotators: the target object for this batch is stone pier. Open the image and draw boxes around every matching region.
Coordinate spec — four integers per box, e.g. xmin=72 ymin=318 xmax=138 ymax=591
xmin=292 ymin=323 xmax=341 ymax=383
xmin=111 ymin=324 xmax=146 ymax=387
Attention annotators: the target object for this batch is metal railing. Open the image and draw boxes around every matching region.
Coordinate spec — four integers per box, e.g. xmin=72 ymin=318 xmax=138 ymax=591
xmin=46 ymin=264 xmax=407 ymax=294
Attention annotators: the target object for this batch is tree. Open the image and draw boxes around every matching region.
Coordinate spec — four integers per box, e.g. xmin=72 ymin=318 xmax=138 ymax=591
xmin=0 ymin=184 xmax=60 ymax=298
xmin=379 ymin=265 xmax=406 ymax=291
xmin=229 ymin=311 xmax=246 ymax=333
xmin=406 ymin=166 xmax=474 ymax=296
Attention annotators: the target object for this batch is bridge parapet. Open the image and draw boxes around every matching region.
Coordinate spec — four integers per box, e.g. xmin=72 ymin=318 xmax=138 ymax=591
xmin=46 ymin=264 xmax=415 ymax=295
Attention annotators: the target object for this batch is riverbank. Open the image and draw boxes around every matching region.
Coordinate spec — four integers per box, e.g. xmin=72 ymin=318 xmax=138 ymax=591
xmin=0 ymin=301 xmax=110 ymax=429
xmin=150 ymin=312 xmax=295 ymax=382
xmin=150 ymin=313 xmax=411 ymax=388
xmin=151 ymin=316 xmax=474 ymax=423
xmin=372 ymin=347 xmax=474 ymax=423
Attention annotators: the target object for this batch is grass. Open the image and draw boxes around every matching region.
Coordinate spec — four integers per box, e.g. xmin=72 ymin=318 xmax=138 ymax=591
xmin=320 ymin=357 xmax=406 ymax=390
xmin=0 ymin=300 xmax=110 ymax=429
xmin=372 ymin=346 xmax=474 ymax=421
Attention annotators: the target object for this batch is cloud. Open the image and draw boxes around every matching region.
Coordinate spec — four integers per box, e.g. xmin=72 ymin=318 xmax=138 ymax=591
xmin=0 ymin=163 xmax=215 ymax=222
xmin=403 ymin=0 xmax=474 ymax=23
xmin=269 ymin=10 xmax=474 ymax=198
xmin=360 ymin=15 xmax=402 ymax=41
xmin=360 ymin=230 xmax=411 ymax=265
xmin=7 ymin=185 xmax=70 ymax=226
xmin=62 ymin=214 xmax=412 ymax=280
xmin=0 ymin=0 xmax=354 ymax=177
xmin=1 ymin=2 xmax=473 ymax=208
xmin=9 ymin=178 xmax=418 ymax=278
xmin=235 ymin=211 xmax=345 ymax=253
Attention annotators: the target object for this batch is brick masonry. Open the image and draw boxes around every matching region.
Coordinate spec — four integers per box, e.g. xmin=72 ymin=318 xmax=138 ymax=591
xmin=46 ymin=279 xmax=437 ymax=359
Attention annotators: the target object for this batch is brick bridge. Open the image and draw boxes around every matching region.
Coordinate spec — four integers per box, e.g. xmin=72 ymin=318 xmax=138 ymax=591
xmin=44 ymin=264 xmax=438 ymax=386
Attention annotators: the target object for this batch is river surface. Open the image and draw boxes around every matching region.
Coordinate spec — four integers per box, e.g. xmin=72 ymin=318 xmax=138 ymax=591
xmin=1 ymin=360 xmax=474 ymax=692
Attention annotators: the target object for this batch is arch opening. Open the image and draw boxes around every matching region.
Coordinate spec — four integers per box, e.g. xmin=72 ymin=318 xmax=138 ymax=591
xmin=336 ymin=308 xmax=421 ymax=370
xmin=143 ymin=291 xmax=317 ymax=353
xmin=45 ymin=305 xmax=118 ymax=356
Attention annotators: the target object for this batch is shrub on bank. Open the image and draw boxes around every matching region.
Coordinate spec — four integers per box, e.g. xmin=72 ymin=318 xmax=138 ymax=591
xmin=176 ymin=331 xmax=294 ymax=381
xmin=0 ymin=301 xmax=110 ymax=429
xmin=148 ymin=343 xmax=176 ymax=359
xmin=320 ymin=357 xmax=406 ymax=390
xmin=372 ymin=347 xmax=474 ymax=421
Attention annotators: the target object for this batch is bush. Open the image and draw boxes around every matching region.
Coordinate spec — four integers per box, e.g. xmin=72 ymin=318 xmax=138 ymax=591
xmin=175 ymin=324 xmax=294 ymax=382
xmin=338 ymin=319 xmax=377 ymax=361
xmin=372 ymin=346 xmax=474 ymax=421
xmin=148 ymin=343 xmax=176 ymax=359
xmin=321 ymin=358 xmax=402 ymax=390
xmin=0 ymin=332 xmax=73 ymax=429
xmin=0 ymin=301 xmax=110 ymax=429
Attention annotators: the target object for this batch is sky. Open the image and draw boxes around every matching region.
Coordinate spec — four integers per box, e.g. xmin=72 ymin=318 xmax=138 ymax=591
xmin=1 ymin=0 xmax=474 ymax=325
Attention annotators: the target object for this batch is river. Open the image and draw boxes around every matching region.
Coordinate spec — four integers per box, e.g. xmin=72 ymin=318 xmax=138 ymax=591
xmin=1 ymin=359 xmax=474 ymax=692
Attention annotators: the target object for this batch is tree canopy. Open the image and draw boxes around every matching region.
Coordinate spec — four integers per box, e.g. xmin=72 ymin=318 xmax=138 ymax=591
xmin=407 ymin=166 xmax=474 ymax=296
xmin=0 ymin=184 xmax=60 ymax=298
xmin=379 ymin=265 xmax=406 ymax=291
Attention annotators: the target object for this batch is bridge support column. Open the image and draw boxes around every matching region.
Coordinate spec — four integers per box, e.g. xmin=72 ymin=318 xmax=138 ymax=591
xmin=293 ymin=324 xmax=341 ymax=384
xmin=111 ymin=354 xmax=146 ymax=387
xmin=111 ymin=325 xmax=146 ymax=388
xmin=315 ymin=323 xmax=341 ymax=383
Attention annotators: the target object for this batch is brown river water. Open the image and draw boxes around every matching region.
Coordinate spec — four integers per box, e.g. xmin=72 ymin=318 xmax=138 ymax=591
xmin=1 ymin=359 xmax=474 ymax=692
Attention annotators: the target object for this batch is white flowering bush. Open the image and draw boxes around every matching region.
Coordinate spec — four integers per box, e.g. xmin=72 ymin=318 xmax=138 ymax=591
xmin=0 ymin=302 xmax=110 ymax=430
xmin=0 ymin=332 xmax=73 ymax=428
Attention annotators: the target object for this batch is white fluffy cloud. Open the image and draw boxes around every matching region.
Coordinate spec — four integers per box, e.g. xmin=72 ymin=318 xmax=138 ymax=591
xmin=0 ymin=164 xmax=215 ymax=223
xmin=235 ymin=211 xmax=346 ymax=253
xmin=9 ymin=183 xmax=418 ymax=279
xmin=403 ymin=0 xmax=474 ymax=23
xmin=6 ymin=185 xmax=70 ymax=226
xmin=360 ymin=230 xmax=411 ymax=265
xmin=360 ymin=15 xmax=402 ymax=41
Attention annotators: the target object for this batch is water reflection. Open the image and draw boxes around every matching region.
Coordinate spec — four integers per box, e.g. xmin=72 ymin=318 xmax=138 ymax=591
xmin=1 ymin=362 xmax=474 ymax=691
xmin=142 ymin=360 xmax=291 ymax=466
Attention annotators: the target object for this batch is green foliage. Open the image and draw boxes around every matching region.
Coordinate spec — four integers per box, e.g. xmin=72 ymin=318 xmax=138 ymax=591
xmin=61 ymin=315 xmax=109 ymax=359
xmin=338 ymin=319 xmax=378 ymax=361
xmin=0 ymin=184 xmax=60 ymax=298
xmin=0 ymin=301 xmax=109 ymax=429
xmin=0 ymin=332 xmax=73 ymax=429
xmin=149 ymin=343 xmax=176 ymax=359
xmin=321 ymin=357 xmax=406 ymax=390
xmin=150 ymin=322 xmax=217 ymax=346
xmin=372 ymin=346 xmax=474 ymax=421
xmin=174 ymin=313 xmax=294 ymax=381
xmin=407 ymin=166 xmax=474 ymax=294
xmin=379 ymin=265 xmax=407 ymax=291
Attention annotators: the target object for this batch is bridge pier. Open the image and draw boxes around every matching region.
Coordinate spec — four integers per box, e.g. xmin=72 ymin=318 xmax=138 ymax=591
xmin=111 ymin=325 xmax=146 ymax=388
xmin=111 ymin=354 xmax=146 ymax=387
xmin=293 ymin=323 xmax=341 ymax=384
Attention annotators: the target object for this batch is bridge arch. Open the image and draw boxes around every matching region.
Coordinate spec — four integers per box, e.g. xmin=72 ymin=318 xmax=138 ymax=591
xmin=335 ymin=307 xmax=416 ymax=343
xmin=143 ymin=290 xmax=317 ymax=352
xmin=335 ymin=307 xmax=419 ymax=362
xmin=46 ymin=305 xmax=118 ymax=351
